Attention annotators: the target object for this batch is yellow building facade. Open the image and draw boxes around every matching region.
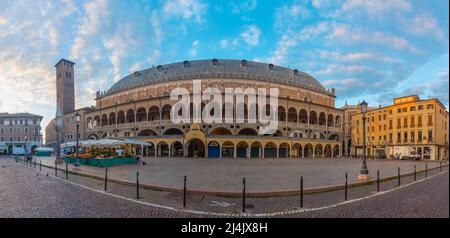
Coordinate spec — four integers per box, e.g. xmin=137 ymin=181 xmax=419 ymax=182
xmin=351 ymin=95 xmax=449 ymax=160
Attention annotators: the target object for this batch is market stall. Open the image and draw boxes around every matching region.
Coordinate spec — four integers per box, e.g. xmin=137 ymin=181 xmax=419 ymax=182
xmin=62 ymin=138 xmax=151 ymax=167
xmin=34 ymin=147 xmax=54 ymax=156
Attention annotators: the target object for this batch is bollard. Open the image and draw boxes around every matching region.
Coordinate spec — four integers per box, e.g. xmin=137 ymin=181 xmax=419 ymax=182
xmin=65 ymin=162 xmax=68 ymax=180
xmin=300 ymin=176 xmax=304 ymax=208
xmin=183 ymin=176 xmax=187 ymax=208
xmin=34 ymin=160 xmax=36 ymax=169
xmin=136 ymin=172 xmax=140 ymax=199
xmin=104 ymin=168 xmax=108 ymax=191
xmin=397 ymin=167 xmax=400 ymax=186
xmin=344 ymin=173 xmax=348 ymax=201
xmin=414 ymin=165 xmax=416 ymax=181
xmin=440 ymin=160 xmax=442 ymax=172
xmin=377 ymin=170 xmax=380 ymax=192
xmin=55 ymin=163 xmax=57 ymax=177
xmin=242 ymin=177 xmax=246 ymax=213
xmin=425 ymin=164 xmax=428 ymax=178
xmin=40 ymin=160 xmax=42 ymax=172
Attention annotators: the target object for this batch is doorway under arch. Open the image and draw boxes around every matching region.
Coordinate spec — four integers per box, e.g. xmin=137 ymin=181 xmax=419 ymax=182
xmin=187 ymin=139 xmax=205 ymax=158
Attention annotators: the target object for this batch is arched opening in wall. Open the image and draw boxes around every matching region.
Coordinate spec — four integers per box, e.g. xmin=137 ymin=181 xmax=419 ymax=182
xmin=161 ymin=105 xmax=171 ymax=121
xmin=292 ymin=144 xmax=302 ymax=158
xmin=102 ymin=133 xmax=108 ymax=139
xmin=304 ymin=144 xmax=313 ymax=157
xmin=109 ymin=112 xmax=116 ymax=125
xmin=93 ymin=116 xmax=100 ymax=127
xmin=329 ymin=134 xmax=340 ymax=141
xmin=171 ymin=141 xmax=183 ymax=157
xmin=235 ymin=103 xmax=248 ymax=123
xmin=264 ymin=142 xmax=277 ymax=158
xmin=189 ymin=102 xmax=205 ymax=123
xmin=221 ymin=141 xmax=234 ymax=158
xmin=101 ymin=114 xmax=108 ymax=126
xmin=137 ymin=129 xmax=157 ymax=137
xmin=320 ymin=133 xmax=326 ymax=139
xmin=148 ymin=106 xmax=160 ymax=121
xmin=335 ymin=116 xmax=341 ymax=128
xmin=299 ymin=109 xmax=308 ymax=124
xmin=238 ymin=128 xmax=258 ymax=136
xmin=236 ymin=141 xmax=248 ymax=158
xmin=265 ymin=104 xmax=273 ymax=118
xmin=319 ymin=112 xmax=326 ymax=126
xmin=136 ymin=108 xmax=147 ymax=122
xmin=210 ymin=127 xmax=232 ymax=135
xmin=207 ymin=141 xmax=220 ymax=158
xmin=157 ymin=142 xmax=169 ymax=157
xmin=315 ymin=144 xmax=323 ymax=157
xmin=279 ymin=143 xmax=290 ymax=158
xmin=145 ymin=142 xmax=155 ymax=156
xmin=88 ymin=134 xmax=98 ymax=140
xmin=222 ymin=102 xmax=234 ymax=123
xmin=126 ymin=109 xmax=135 ymax=123
xmin=333 ymin=145 xmax=340 ymax=157
xmin=288 ymin=108 xmax=297 ymax=123
xmin=163 ymin=128 xmax=184 ymax=135
xmin=117 ymin=111 xmax=125 ymax=124
xmin=309 ymin=111 xmax=317 ymax=125
xmin=187 ymin=139 xmax=205 ymax=158
xmin=327 ymin=114 xmax=334 ymax=127
xmin=250 ymin=142 xmax=262 ymax=158
xmin=86 ymin=117 xmax=93 ymax=129
xmin=248 ymin=103 xmax=259 ymax=121
xmin=324 ymin=144 xmax=332 ymax=157
xmin=278 ymin=106 xmax=286 ymax=122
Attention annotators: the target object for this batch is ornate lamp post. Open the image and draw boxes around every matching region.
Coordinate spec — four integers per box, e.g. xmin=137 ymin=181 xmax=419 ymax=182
xmin=358 ymin=100 xmax=369 ymax=180
xmin=73 ymin=112 xmax=81 ymax=170
xmin=24 ymin=136 xmax=28 ymax=159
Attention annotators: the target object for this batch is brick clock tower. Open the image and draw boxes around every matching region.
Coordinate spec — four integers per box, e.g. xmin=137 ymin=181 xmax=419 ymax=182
xmin=55 ymin=59 xmax=75 ymax=115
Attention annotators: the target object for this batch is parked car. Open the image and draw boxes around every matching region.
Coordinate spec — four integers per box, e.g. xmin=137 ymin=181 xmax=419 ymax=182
xmin=404 ymin=152 xmax=421 ymax=160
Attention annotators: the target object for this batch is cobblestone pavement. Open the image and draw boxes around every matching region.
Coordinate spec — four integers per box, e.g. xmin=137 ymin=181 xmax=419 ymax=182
xmin=0 ymin=157 xmax=448 ymax=218
xmin=35 ymin=155 xmax=443 ymax=192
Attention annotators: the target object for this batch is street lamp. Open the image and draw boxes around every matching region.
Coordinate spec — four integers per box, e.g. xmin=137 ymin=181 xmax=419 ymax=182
xmin=359 ymin=100 xmax=369 ymax=180
xmin=74 ymin=112 xmax=81 ymax=169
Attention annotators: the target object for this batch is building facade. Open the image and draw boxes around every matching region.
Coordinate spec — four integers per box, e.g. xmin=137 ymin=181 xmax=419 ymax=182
xmin=351 ymin=95 xmax=449 ymax=160
xmin=81 ymin=59 xmax=344 ymax=158
xmin=341 ymin=102 xmax=373 ymax=157
xmin=0 ymin=113 xmax=43 ymax=154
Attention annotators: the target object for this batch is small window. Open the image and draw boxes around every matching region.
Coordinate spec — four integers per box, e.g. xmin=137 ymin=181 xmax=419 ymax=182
xmin=410 ymin=106 xmax=415 ymax=111
xmin=397 ymin=108 xmax=401 ymax=113
xmin=418 ymin=105 xmax=424 ymax=110
xmin=402 ymin=107 xmax=407 ymax=112
xmin=427 ymin=104 xmax=433 ymax=109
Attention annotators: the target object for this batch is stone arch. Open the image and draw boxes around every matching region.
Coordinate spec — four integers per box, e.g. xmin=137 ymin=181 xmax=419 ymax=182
xmin=278 ymin=106 xmax=286 ymax=122
xmin=304 ymin=144 xmax=313 ymax=157
xmin=264 ymin=142 xmax=277 ymax=158
xmin=207 ymin=141 xmax=220 ymax=158
xmin=299 ymin=109 xmax=308 ymax=124
xmin=117 ymin=111 xmax=125 ymax=124
xmin=279 ymin=143 xmax=290 ymax=158
xmin=324 ymin=144 xmax=332 ymax=157
xmin=148 ymin=106 xmax=160 ymax=121
xmin=171 ymin=141 xmax=184 ymax=157
xmin=163 ymin=128 xmax=184 ymax=135
xmin=236 ymin=141 xmax=249 ymax=158
xmin=335 ymin=116 xmax=341 ymax=128
xmin=250 ymin=141 xmax=262 ymax=158
xmin=157 ymin=141 xmax=169 ymax=157
xmin=138 ymin=129 xmax=158 ymax=136
xmin=126 ymin=109 xmax=135 ymax=123
xmin=309 ymin=111 xmax=318 ymax=124
xmin=136 ymin=107 xmax=147 ymax=122
xmin=292 ymin=143 xmax=302 ymax=158
xmin=88 ymin=134 xmax=98 ymax=140
xmin=187 ymin=139 xmax=205 ymax=158
xmin=319 ymin=112 xmax=326 ymax=126
xmin=333 ymin=145 xmax=340 ymax=157
xmin=86 ymin=117 xmax=93 ymax=129
xmin=315 ymin=144 xmax=324 ymax=157
xmin=109 ymin=112 xmax=116 ymax=125
xmin=238 ymin=128 xmax=258 ymax=136
xmin=221 ymin=141 xmax=234 ymax=158
xmin=327 ymin=114 xmax=334 ymax=127
xmin=93 ymin=116 xmax=100 ymax=127
xmin=288 ymin=107 xmax=297 ymax=122
xmin=161 ymin=104 xmax=171 ymax=120
xmin=101 ymin=114 xmax=108 ymax=126
xmin=210 ymin=127 xmax=233 ymax=135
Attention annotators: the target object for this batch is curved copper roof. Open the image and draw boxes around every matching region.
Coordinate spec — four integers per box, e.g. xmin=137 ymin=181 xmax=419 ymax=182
xmin=104 ymin=59 xmax=332 ymax=97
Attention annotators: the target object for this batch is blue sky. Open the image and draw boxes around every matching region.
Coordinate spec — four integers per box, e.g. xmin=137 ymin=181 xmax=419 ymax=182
xmin=0 ymin=0 xmax=448 ymax=132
